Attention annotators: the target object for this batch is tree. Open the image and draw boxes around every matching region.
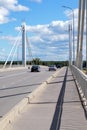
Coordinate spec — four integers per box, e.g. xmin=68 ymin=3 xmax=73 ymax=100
xmin=32 ymin=58 xmax=41 ymax=65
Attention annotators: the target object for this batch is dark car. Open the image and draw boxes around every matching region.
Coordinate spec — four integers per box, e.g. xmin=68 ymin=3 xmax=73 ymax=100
xmin=48 ymin=65 xmax=57 ymax=71
xmin=31 ymin=65 xmax=40 ymax=72
xmin=56 ymin=64 xmax=61 ymax=68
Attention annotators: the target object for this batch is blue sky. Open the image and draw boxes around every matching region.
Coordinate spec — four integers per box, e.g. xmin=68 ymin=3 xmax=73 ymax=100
xmin=0 ymin=0 xmax=84 ymax=61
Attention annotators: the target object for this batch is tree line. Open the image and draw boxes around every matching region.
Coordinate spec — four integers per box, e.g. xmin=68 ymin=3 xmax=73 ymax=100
xmin=0 ymin=58 xmax=86 ymax=68
xmin=0 ymin=58 xmax=68 ymax=67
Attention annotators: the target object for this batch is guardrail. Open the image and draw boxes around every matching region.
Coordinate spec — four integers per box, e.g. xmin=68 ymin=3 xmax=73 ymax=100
xmin=70 ymin=65 xmax=87 ymax=107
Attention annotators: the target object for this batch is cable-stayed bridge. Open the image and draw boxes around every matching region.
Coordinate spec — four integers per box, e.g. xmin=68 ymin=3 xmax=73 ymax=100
xmin=0 ymin=0 xmax=87 ymax=130
xmin=2 ymin=22 xmax=33 ymax=68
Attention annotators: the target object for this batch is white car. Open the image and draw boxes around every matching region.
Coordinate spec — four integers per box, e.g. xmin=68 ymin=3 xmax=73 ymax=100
xmin=48 ymin=65 xmax=57 ymax=71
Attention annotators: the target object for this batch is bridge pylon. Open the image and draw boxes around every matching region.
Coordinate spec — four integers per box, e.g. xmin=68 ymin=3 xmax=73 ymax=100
xmin=21 ymin=22 xmax=26 ymax=67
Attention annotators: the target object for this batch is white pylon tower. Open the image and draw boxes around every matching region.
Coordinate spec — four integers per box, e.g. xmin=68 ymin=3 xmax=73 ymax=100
xmin=76 ymin=0 xmax=85 ymax=69
xmin=21 ymin=22 xmax=26 ymax=67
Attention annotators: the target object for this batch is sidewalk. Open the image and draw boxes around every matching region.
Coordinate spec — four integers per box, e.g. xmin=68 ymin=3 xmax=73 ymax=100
xmin=4 ymin=67 xmax=87 ymax=130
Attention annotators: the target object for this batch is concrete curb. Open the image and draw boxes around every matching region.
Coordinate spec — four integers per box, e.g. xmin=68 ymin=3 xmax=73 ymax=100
xmin=74 ymin=78 xmax=87 ymax=112
xmin=0 ymin=68 xmax=61 ymax=130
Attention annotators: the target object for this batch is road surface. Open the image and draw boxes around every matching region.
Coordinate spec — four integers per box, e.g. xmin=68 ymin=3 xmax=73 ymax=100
xmin=0 ymin=66 xmax=55 ymax=117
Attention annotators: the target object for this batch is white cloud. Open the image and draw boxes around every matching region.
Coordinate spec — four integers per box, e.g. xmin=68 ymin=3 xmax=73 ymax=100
xmin=15 ymin=20 xmax=70 ymax=60
xmin=26 ymin=24 xmax=52 ymax=35
xmin=25 ymin=21 xmax=69 ymax=43
xmin=50 ymin=20 xmax=69 ymax=32
xmin=0 ymin=35 xmax=21 ymax=44
xmin=10 ymin=4 xmax=29 ymax=12
xmin=0 ymin=0 xmax=29 ymax=24
xmin=1 ymin=7 xmax=86 ymax=61
xmin=29 ymin=0 xmax=42 ymax=3
xmin=0 ymin=0 xmax=29 ymax=11
xmin=0 ymin=7 xmax=10 ymax=24
xmin=23 ymin=21 xmax=69 ymax=35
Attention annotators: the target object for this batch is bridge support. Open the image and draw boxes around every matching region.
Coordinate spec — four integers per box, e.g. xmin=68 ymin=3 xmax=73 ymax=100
xmin=76 ymin=0 xmax=85 ymax=69
xmin=22 ymin=22 xmax=26 ymax=67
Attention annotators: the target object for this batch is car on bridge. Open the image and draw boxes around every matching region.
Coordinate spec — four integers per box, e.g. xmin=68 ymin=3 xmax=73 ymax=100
xmin=48 ymin=65 xmax=57 ymax=71
xmin=31 ymin=65 xmax=41 ymax=72
xmin=56 ymin=64 xmax=62 ymax=68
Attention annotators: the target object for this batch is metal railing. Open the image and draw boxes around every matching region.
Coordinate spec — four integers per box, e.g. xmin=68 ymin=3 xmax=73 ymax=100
xmin=70 ymin=65 xmax=87 ymax=99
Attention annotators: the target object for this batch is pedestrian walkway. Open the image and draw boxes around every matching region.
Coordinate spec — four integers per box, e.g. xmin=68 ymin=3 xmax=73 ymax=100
xmin=4 ymin=67 xmax=87 ymax=130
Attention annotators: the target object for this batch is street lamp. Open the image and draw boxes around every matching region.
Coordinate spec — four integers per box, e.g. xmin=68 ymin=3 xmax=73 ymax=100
xmin=62 ymin=6 xmax=75 ymax=65
xmin=68 ymin=24 xmax=72 ymax=66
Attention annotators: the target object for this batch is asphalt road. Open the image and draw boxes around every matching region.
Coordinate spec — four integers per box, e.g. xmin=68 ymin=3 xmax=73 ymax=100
xmin=0 ymin=66 xmax=55 ymax=117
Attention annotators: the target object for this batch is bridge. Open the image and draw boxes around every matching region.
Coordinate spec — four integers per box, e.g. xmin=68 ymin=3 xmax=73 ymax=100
xmin=0 ymin=66 xmax=87 ymax=130
xmin=0 ymin=0 xmax=87 ymax=130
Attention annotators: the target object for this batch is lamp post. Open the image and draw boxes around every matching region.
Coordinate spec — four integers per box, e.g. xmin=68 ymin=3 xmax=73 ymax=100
xmin=68 ymin=24 xmax=72 ymax=66
xmin=62 ymin=6 xmax=75 ymax=65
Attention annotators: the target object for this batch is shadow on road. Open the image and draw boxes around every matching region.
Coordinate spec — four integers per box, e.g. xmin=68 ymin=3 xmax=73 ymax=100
xmin=0 ymin=83 xmax=41 ymax=91
xmin=0 ymin=91 xmax=31 ymax=99
xmin=50 ymin=67 xmax=68 ymax=130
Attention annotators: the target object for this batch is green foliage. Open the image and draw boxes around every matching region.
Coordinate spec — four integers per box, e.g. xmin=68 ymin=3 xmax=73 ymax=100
xmin=32 ymin=58 xmax=41 ymax=65
xmin=0 ymin=59 xmax=69 ymax=67
xmin=29 ymin=59 xmax=68 ymax=67
xmin=0 ymin=59 xmax=87 ymax=68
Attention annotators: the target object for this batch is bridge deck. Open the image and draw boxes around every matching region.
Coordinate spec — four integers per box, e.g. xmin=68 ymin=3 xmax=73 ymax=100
xmin=4 ymin=67 xmax=87 ymax=130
